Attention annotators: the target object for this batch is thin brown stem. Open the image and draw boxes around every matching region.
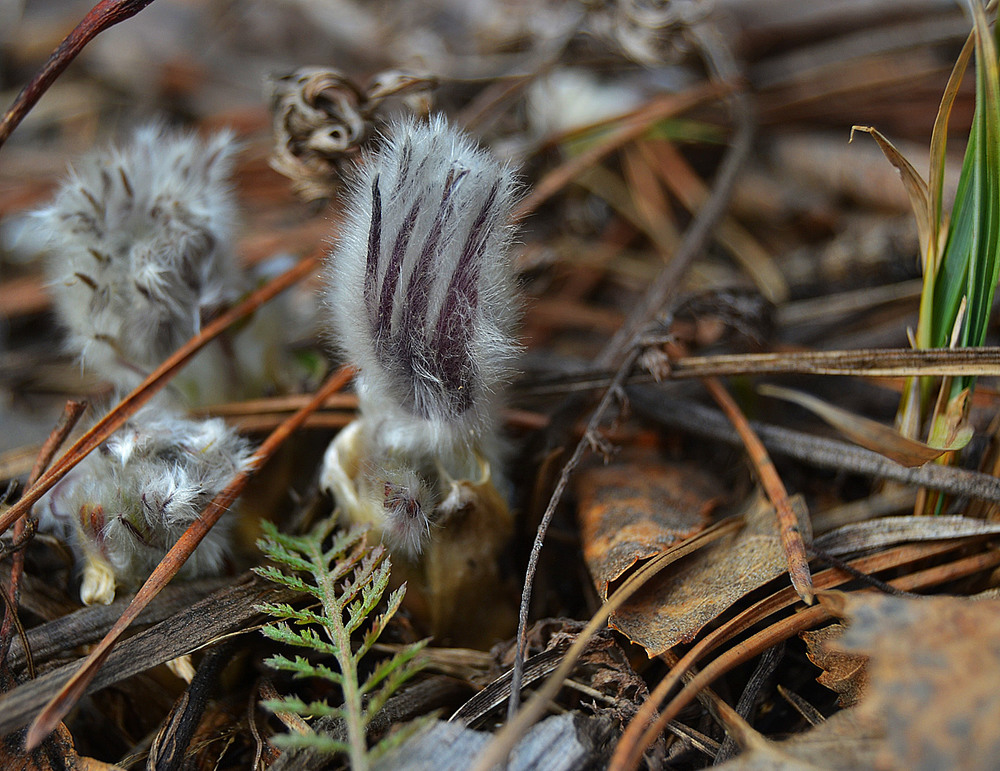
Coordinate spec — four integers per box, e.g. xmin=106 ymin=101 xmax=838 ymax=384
xmin=0 ymin=400 xmax=87 ymax=665
xmin=702 ymin=376 xmax=813 ymax=602
xmin=0 ymin=0 xmax=157 ymax=150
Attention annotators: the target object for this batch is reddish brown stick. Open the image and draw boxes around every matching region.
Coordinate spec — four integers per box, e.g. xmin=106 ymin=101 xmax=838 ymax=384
xmin=702 ymin=376 xmax=814 ymax=603
xmin=0 ymin=0 xmax=157 ymax=150
xmin=0 ymin=401 xmax=87 ymax=663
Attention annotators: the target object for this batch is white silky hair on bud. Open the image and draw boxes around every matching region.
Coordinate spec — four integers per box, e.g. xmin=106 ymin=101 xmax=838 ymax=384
xmin=34 ymin=124 xmax=244 ymax=390
xmin=35 ymin=399 xmax=253 ymax=602
xmin=326 ymin=114 xmax=520 ymax=472
xmin=370 ymin=463 xmax=436 ymax=557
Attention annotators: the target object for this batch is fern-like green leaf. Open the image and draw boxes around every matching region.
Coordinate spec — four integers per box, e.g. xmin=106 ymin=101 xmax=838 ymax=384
xmin=252 ymin=566 xmax=311 ymax=594
xmin=262 ymin=695 xmax=345 ymax=720
xmin=270 ymin=732 xmax=351 ymax=755
xmin=357 ymin=585 xmax=406 ymax=661
xmin=260 ymin=624 xmax=340 ymax=656
xmin=362 ymin=641 xmax=428 ymax=720
xmin=255 ymin=519 xmax=427 ymax=770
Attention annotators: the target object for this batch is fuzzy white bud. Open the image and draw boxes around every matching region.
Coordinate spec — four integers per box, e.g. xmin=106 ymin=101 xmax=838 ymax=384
xmin=34 ymin=125 xmax=244 ymax=390
xmin=36 ymin=400 xmax=252 ymax=604
xmin=322 ymin=115 xmax=520 ymax=556
xmin=326 ymin=114 xmax=520 ymax=460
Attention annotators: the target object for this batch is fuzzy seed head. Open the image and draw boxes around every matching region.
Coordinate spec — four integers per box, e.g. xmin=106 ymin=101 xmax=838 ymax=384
xmin=34 ymin=125 xmax=243 ymax=387
xmin=36 ymin=400 xmax=252 ymax=601
xmin=326 ymin=115 xmax=520 ymax=460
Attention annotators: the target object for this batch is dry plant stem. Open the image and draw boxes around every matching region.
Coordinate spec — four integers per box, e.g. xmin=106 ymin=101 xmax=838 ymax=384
xmin=664 ymin=347 xmax=1000 ymax=378
xmin=0 ymin=252 xmax=322 ymax=538
xmin=609 ymin=546 xmax=1000 ymax=770
xmin=0 ymin=0 xmax=156 ymax=151
xmin=632 ymin=392 xmax=1000 ymax=503
xmin=0 ymin=400 xmax=87 ymax=664
xmin=506 ymin=67 xmax=755 ymax=721
xmin=0 ymin=588 xmax=33 ymax=682
xmin=520 ymin=346 xmax=1000 ymax=397
xmin=474 ymin=518 xmax=744 ymax=771
xmin=24 ymin=365 xmax=355 ymax=750
xmin=506 ymin=345 xmax=641 ymax=723
xmin=702 ymin=376 xmax=813 ymax=602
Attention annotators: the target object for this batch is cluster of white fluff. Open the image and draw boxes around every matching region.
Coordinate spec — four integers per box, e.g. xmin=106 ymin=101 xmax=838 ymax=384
xmin=36 ymin=401 xmax=253 ymax=605
xmin=34 ymin=125 xmax=244 ymax=394
xmin=323 ymin=115 xmax=520 ymax=555
xmin=31 ymin=125 xmax=263 ymax=603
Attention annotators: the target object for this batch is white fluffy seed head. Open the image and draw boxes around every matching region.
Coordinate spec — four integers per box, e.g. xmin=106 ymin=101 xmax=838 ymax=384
xmin=35 ymin=400 xmax=252 ymax=599
xmin=34 ymin=125 xmax=244 ymax=388
xmin=325 ymin=114 xmax=521 ymax=463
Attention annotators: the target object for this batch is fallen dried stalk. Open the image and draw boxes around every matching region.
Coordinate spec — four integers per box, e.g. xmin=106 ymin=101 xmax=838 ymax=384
xmin=0 ymin=400 xmax=87 ymax=663
xmin=702 ymin=376 xmax=813 ymax=602
xmin=0 ymin=0 xmax=157 ymax=150
xmin=520 ymin=347 xmax=1000 ymax=398
xmin=630 ymin=389 xmax=1000 ymax=503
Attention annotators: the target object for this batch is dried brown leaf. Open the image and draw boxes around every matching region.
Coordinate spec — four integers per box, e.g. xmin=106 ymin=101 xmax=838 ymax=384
xmin=575 ymin=456 xmax=717 ymax=598
xmin=801 ymin=624 xmax=868 ymax=708
xmin=759 ymin=384 xmax=971 ymax=466
xmin=823 ymin=592 xmax=1000 ymax=771
xmin=609 ymin=491 xmax=811 ymax=655
xmin=850 ymin=125 xmax=931 ymax=261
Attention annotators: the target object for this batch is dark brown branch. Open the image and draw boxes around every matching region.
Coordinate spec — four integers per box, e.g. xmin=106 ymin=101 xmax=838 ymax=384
xmin=0 ymin=0 xmax=157 ymax=150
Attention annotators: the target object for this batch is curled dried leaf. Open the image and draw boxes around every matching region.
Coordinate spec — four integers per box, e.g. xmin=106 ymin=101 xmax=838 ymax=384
xmin=268 ymin=67 xmax=437 ymax=201
xmin=801 ymin=624 xmax=868 ymax=708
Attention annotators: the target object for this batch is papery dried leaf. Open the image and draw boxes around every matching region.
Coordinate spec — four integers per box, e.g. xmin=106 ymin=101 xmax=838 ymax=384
xmin=268 ymin=67 xmax=436 ymax=201
xmin=759 ymin=384 xmax=970 ymax=466
xmin=610 ymin=491 xmax=811 ymax=656
xmin=851 ymin=125 xmax=931 ymax=262
xmin=575 ymin=456 xmax=717 ymax=598
xmin=823 ymin=592 xmax=1000 ymax=771
xmin=801 ymin=624 xmax=868 ymax=708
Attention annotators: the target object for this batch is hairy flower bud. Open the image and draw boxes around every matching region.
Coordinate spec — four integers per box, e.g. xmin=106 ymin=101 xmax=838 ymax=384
xmin=36 ymin=400 xmax=252 ymax=604
xmin=322 ymin=115 xmax=520 ymax=558
xmin=34 ymin=125 xmax=243 ymax=390
xmin=326 ymin=114 xmax=520 ymax=463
